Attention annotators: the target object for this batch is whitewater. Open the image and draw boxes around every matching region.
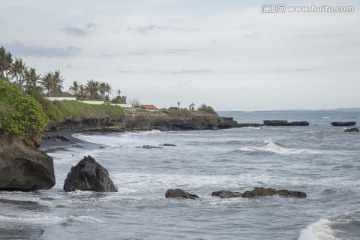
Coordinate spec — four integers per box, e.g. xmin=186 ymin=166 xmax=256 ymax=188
xmin=0 ymin=110 xmax=359 ymax=239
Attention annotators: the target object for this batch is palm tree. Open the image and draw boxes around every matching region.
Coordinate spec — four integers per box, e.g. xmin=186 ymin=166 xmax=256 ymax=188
xmin=52 ymin=70 xmax=63 ymax=95
xmin=70 ymin=81 xmax=79 ymax=96
xmin=99 ymin=82 xmax=107 ymax=100
xmin=0 ymin=46 xmax=13 ymax=81
xmin=104 ymin=83 xmax=112 ymax=101
xmin=40 ymin=70 xmax=63 ymax=96
xmin=40 ymin=72 xmax=53 ymax=96
xmin=24 ymin=68 xmax=40 ymax=87
xmin=10 ymin=57 xmax=26 ymax=87
xmin=86 ymin=79 xmax=100 ymax=100
xmin=78 ymin=84 xmax=86 ymax=99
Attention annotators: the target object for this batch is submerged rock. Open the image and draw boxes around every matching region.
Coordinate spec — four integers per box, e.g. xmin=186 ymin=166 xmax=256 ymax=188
xmin=331 ymin=122 xmax=356 ymax=127
xmin=344 ymin=127 xmax=359 ymax=133
xmin=63 ymin=155 xmax=118 ymax=192
xmin=212 ymin=190 xmax=242 ymax=198
xmin=165 ymin=188 xmax=199 ymax=199
xmin=142 ymin=145 xmax=163 ymax=149
xmin=160 ymin=143 xmax=177 ymax=147
xmin=241 ymin=187 xmax=306 ymax=198
xmin=0 ymin=136 xmax=55 ymax=191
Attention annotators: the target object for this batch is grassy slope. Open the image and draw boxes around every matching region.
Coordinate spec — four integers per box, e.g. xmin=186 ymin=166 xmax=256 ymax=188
xmin=40 ymin=100 xmax=124 ymax=122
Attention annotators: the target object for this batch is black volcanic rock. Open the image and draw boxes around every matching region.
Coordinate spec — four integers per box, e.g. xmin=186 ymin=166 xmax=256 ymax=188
xmin=331 ymin=122 xmax=356 ymax=127
xmin=0 ymin=136 xmax=55 ymax=191
xmin=165 ymin=188 xmax=199 ymax=199
xmin=263 ymin=120 xmax=309 ymax=126
xmin=286 ymin=121 xmax=310 ymax=126
xmin=63 ymin=156 xmax=118 ymax=192
xmin=212 ymin=190 xmax=242 ymax=198
xmin=344 ymin=127 xmax=359 ymax=132
xmin=160 ymin=143 xmax=177 ymax=147
xmin=241 ymin=187 xmax=306 ymax=198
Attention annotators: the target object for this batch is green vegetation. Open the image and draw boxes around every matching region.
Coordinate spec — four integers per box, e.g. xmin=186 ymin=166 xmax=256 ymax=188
xmin=1 ymin=46 xmax=63 ymax=94
xmin=197 ymin=104 xmax=218 ymax=115
xmin=1 ymin=46 xmax=128 ymax=104
xmin=0 ymin=46 xmax=126 ymax=125
xmin=163 ymin=104 xmax=218 ymax=117
xmin=44 ymin=100 xmax=124 ymax=121
xmin=0 ymin=79 xmax=47 ymax=139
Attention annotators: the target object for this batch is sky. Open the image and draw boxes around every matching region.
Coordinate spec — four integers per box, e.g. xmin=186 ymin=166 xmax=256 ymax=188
xmin=1 ymin=0 xmax=359 ymax=111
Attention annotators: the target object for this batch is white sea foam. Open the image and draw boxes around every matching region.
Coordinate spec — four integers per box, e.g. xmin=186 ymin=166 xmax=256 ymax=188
xmin=239 ymin=140 xmax=321 ymax=155
xmin=72 ymin=131 xmax=162 ymax=148
xmin=299 ymin=219 xmax=338 ymax=240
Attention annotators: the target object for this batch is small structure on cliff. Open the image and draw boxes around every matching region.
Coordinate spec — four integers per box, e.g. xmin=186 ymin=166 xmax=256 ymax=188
xmin=189 ymin=103 xmax=195 ymax=111
xmin=140 ymin=104 xmax=158 ymax=110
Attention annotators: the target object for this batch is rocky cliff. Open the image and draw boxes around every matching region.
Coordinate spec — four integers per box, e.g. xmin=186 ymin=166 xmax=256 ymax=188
xmin=0 ymin=135 xmax=55 ymax=191
xmin=47 ymin=109 xmax=240 ymax=132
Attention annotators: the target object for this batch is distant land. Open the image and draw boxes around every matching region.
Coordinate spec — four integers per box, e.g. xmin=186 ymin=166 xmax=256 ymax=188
xmin=218 ymin=108 xmax=360 ymax=113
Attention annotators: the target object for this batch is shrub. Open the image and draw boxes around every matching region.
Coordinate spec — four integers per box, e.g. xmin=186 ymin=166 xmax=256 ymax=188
xmin=197 ymin=104 xmax=218 ymax=115
xmin=0 ymin=79 xmax=48 ymax=139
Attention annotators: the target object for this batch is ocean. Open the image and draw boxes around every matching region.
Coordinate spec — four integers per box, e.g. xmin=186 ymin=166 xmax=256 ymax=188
xmin=1 ymin=110 xmax=360 ymax=240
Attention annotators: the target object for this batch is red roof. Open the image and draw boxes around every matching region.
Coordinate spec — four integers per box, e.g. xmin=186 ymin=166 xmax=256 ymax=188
xmin=140 ymin=104 xmax=157 ymax=110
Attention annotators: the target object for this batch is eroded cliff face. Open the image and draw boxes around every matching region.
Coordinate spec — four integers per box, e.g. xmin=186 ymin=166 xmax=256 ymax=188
xmin=0 ymin=135 xmax=55 ymax=191
xmin=47 ymin=110 xmax=239 ymax=132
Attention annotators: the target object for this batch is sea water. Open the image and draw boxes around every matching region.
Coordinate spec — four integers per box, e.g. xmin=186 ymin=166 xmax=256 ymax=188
xmin=1 ymin=110 xmax=360 ymax=240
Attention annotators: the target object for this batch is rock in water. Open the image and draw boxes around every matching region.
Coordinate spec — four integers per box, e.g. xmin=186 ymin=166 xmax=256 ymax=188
xmin=0 ymin=136 xmax=55 ymax=191
xmin=242 ymin=187 xmax=306 ymax=198
xmin=344 ymin=127 xmax=359 ymax=133
xmin=212 ymin=190 xmax=242 ymax=198
xmin=63 ymin=156 xmax=118 ymax=192
xmin=331 ymin=122 xmax=356 ymax=127
xmin=165 ymin=188 xmax=199 ymax=199
xmin=263 ymin=120 xmax=309 ymax=126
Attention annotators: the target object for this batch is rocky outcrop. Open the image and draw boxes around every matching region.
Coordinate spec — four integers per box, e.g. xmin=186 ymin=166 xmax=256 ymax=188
xmin=42 ymin=132 xmax=70 ymax=142
xmin=165 ymin=188 xmax=199 ymax=199
xmin=137 ymin=113 xmax=239 ymax=131
xmin=331 ymin=121 xmax=356 ymax=127
xmin=63 ymin=155 xmax=118 ymax=192
xmin=242 ymin=187 xmax=306 ymax=198
xmin=212 ymin=190 xmax=242 ymax=198
xmin=0 ymin=136 xmax=55 ymax=191
xmin=263 ymin=120 xmax=309 ymax=126
xmin=345 ymin=127 xmax=359 ymax=132
xmin=48 ymin=110 xmax=240 ymax=132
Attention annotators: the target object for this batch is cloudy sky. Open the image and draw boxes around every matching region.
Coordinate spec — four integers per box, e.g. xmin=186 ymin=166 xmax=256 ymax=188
xmin=1 ymin=0 xmax=359 ymax=110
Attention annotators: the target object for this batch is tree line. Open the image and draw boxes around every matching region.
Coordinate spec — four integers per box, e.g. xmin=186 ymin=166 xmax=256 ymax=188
xmin=0 ymin=46 xmax=126 ymax=103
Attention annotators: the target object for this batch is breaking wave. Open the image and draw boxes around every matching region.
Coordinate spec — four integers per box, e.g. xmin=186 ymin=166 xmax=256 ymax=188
xmin=299 ymin=219 xmax=338 ymax=240
xmin=238 ymin=140 xmax=321 ymax=155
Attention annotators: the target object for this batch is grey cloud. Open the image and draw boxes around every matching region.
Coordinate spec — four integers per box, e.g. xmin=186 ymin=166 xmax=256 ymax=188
xmin=63 ymin=27 xmax=87 ymax=36
xmin=127 ymin=25 xmax=179 ymax=33
xmin=172 ymin=69 xmax=210 ymax=74
xmin=244 ymin=32 xmax=259 ymax=38
xmin=98 ymin=48 xmax=192 ymax=58
xmin=86 ymin=22 xmax=97 ymax=29
xmin=4 ymin=41 xmax=81 ymax=57
xmin=136 ymin=25 xmax=170 ymax=33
